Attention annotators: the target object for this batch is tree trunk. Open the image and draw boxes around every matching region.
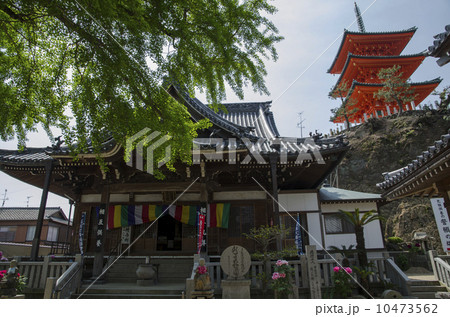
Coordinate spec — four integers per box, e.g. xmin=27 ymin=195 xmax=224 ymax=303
xmin=355 ymin=226 xmax=368 ymax=268
xmin=344 ymin=114 xmax=350 ymax=130
xmin=396 ymin=99 xmax=403 ymax=116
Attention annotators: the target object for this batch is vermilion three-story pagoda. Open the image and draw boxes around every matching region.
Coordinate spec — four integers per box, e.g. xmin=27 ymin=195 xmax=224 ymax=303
xmin=329 ymin=3 xmax=441 ymax=125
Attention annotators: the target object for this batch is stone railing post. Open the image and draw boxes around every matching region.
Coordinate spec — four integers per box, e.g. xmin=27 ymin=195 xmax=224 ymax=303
xmin=39 ymin=256 xmax=51 ymax=288
xmin=43 ymin=277 xmax=57 ymax=299
xmin=428 ymin=250 xmax=438 ymax=278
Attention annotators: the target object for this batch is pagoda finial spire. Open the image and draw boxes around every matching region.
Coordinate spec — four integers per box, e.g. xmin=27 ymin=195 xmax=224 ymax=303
xmin=354 ymin=2 xmax=366 ymax=33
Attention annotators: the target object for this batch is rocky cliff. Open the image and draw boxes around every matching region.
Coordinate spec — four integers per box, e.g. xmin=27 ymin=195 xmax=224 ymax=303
xmin=335 ymin=111 xmax=450 ymax=252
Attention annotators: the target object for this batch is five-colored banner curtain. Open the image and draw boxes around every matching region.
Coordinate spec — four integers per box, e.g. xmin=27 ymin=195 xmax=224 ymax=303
xmin=106 ymin=203 xmax=230 ymax=230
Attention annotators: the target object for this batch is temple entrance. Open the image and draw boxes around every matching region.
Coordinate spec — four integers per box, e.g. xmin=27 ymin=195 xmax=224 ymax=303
xmin=157 ymin=214 xmax=182 ymax=251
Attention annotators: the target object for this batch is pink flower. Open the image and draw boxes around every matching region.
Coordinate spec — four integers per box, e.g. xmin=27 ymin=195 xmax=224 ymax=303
xmin=415 ymin=243 xmax=421 ymax=248
xmin=344 ymin=267 xmax=353 ymax=274
xmin=276 ymin=259 xmax=289 ymax=266
xmin=272 ymin=272 xmax=280 ymax=280
xmin=197 ymin=265 xmax=207 ymax=275
xmin=279 ymin=273 xmax=286 ymax=278
xmin=333 ymin=266 xmax=340 ymax=273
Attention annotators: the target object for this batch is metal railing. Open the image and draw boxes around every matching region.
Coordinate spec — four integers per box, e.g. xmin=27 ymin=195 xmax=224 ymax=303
xmin=51 ymin=261 xmax=83 ymax=299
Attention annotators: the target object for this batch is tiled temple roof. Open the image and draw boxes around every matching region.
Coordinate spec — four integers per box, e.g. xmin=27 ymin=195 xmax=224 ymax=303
xmin=0 ymin=136 xmax=117 ymax=164
xmin=377 ymin=129 xmax=450 ymax=190
xmin=0 ymin=147 xmax=53 ymax=164
xmin=172 ymin=86 xmax=349 ymax=155
xmin=427 ymin=24 xmax=450 ymax=66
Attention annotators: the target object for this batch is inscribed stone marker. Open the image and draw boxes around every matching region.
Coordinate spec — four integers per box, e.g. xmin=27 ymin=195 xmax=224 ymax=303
xmin=220 ymin=245 xmax=251 ymax=279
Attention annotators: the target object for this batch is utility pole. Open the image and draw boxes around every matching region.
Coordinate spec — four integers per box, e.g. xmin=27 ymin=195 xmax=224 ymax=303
xmin=1 ymin=189 xmax=8 ymax=207
xmin=297 ymin=112 xmax=306 ymax=138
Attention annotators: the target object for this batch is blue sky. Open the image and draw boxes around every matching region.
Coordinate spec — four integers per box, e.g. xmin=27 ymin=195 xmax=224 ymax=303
xmin=0 ymin=0 xmax=449 ymax=216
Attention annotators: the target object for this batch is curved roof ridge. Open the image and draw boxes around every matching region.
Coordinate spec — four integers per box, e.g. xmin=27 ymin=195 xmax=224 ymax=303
xmin=377 ymin=129 xmax=450 ymax=191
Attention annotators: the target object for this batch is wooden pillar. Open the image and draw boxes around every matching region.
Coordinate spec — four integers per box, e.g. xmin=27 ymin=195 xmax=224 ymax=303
xmin=92 ymin=186 xmax=109 ymax=277
xmin=435 ymin=182 xmax=450 ymax=221
xmin=269 ymin=152 xmax=282 ymax=251
xmin=31 ymin=160 xmax=53 ymax=261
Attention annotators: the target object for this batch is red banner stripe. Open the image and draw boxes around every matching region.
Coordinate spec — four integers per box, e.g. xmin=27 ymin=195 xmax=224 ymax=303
xmin=174 ymin=205 xmax=183 ymax=221
xmin=142 ymin=205 xmax=149 ymax=223
xmin=209 ymin=204 xmax=217 ymax=227
xmin=107 ymin=205 xmax=115 ymax=230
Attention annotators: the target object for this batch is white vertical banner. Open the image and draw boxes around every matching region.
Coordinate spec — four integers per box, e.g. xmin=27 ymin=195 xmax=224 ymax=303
xmin=430 ymin=198 xmax=450 ymax=254
xmin=121 ymin=226 xmax=131 ymax=244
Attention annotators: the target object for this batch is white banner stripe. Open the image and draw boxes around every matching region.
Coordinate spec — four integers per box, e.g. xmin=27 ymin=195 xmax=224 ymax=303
xmin=134 ymin=205 xmax=143 ymax=224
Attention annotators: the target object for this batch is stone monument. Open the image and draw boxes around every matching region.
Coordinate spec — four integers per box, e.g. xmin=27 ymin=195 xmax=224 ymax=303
xmin=306 ymin=245 xmax=322 ymax=299
xmin=220 ymin=245 xmax=251 ymax=299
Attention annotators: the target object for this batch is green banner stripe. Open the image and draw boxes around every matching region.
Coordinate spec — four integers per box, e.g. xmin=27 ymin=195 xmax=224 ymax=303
xmin=221 ymin=203 xmax=230 ymax=228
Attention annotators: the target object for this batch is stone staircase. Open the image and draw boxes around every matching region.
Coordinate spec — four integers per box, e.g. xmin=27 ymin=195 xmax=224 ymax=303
xmin=73 ymin=283 xmax=185 ymax=299
xmin=73 ymin=256 xmax=194 ymax=299
xmin=410 ymin=279 xmax=448 ymax=299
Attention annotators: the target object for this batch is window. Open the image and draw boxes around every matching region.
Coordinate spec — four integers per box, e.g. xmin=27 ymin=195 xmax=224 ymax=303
xmin=47 ymin=226 xmax=59 ymax=242
xmin=228 ymin=205 xmax=254 ymax=237
xmin=26 ymin=226 xmax=36 ymax=241
xmin=324 ymin=214 xmax=355 ymax=234
xmin=0 ymin=226 xmax=17 ymax=241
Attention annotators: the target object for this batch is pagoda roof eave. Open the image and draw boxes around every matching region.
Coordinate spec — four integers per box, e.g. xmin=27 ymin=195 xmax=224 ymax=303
xmin=341 ymin=78 xmax=442 ymax=113
xmin=328 ymin=27 xmax=418 ymax=74
xmin=331 ymin=52 xmax=427 ymax=95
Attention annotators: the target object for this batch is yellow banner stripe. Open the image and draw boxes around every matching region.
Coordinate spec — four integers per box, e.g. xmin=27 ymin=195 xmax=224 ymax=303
xmin=114 ymin=205 xmax=122 ymax=228
xmin=181 ymin=205 xmax=190 ymax=224
xmin=216 ymin=204 xmax=223 ymax=228
xmin=148 ymin=205 xmax=156 ymax=221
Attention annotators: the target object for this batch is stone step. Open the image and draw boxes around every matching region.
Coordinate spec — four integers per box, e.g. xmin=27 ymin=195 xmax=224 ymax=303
xmin=74 ymin=282 xmax=185 ymax=299
xmin=410 ymin=280 xmax=441 ymax=286
xmin=411 ymin=292 xmax=440 ymax=299
xmin=411 ymin=285 xmax=448 ymax=293
xmin=73 ymin=293 xmax=182 ymax=299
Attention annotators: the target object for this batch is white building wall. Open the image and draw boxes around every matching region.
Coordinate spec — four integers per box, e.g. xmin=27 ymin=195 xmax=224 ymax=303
xmin=307 ymin=212 xmax=323 ymax=250
xmin=278 ymin=192 xmax=319 ymax=211
xmin=321 ymin=201 xmax=384 ymax=251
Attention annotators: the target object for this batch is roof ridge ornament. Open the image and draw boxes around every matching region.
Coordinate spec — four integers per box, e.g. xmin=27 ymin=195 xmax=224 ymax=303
xmin=354 ymin=2 xmax=366 ymax=33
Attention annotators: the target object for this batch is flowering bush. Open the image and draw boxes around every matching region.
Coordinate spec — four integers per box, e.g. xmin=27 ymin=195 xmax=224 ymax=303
xmin=0 ymin=271 xmax=27 ymax=295
xmin=271 ymin=259 xmax=294 ymax=298
xmin=331 ymin=266 xmax=353 ymax=299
